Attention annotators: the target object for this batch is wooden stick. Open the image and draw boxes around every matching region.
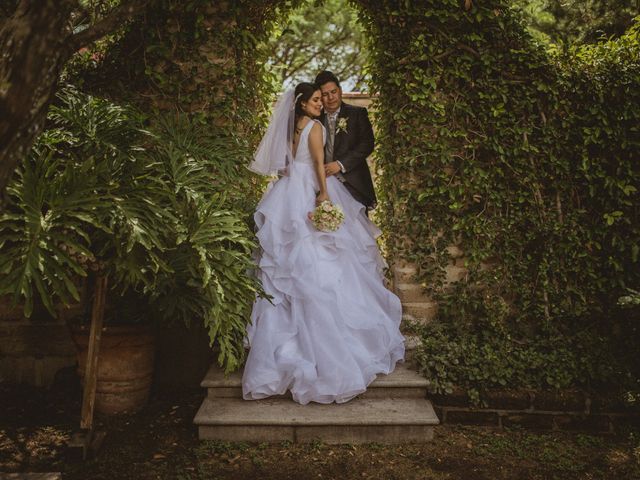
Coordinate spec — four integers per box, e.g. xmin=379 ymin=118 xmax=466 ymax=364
xmin=80 ymin=274 xmax=108 ymax=430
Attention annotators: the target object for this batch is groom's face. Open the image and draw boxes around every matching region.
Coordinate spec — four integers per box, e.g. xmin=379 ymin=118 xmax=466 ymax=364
xmin=319 ymin=81 xmax=342 ymax=114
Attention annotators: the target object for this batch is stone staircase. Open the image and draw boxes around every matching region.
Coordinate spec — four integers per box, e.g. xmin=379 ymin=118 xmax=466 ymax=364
xmin=194 ymin=336 xmax=439 ymax=444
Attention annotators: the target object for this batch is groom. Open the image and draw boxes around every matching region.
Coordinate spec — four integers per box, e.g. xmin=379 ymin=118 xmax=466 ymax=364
xmin=315 ymin=71 xmax=376 ymax=211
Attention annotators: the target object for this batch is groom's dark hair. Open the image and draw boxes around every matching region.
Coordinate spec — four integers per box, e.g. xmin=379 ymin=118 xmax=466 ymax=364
xmin=315 ymin=70 xmax=341 ymax=89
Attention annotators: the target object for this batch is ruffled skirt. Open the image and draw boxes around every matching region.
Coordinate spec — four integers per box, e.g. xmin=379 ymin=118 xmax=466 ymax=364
xmin=242 ymin=161 xmax=405 ymax=405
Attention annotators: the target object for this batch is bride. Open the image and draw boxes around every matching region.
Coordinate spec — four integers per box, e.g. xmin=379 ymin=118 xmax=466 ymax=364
xmin=242 ymin=82 xmax=405 ymax=405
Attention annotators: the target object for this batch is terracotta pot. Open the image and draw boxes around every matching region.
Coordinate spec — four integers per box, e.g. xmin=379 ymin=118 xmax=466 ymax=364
xmin=0 ymin=295 xmax=25 ymax=321
xmin=0 ymin=279 xmax=88 ymax=322
xmin=72 ymin=324 xmax=155 ymax=415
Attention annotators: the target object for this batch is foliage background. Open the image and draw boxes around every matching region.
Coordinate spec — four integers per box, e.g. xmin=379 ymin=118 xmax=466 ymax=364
xmin=0 ymin=86 xmax=267 ymax=372
xmin=266 ymin=0 xmax=369 ymax=90
xmin=357 ymin=0 xmax=640 ymax=401
xmin=1 ymin=0 xmax=639 ymax=391
xmin=0 ymin=0 xmax=292 ymax=372
xmin=519 ymin=0 xmax=640 ymax=45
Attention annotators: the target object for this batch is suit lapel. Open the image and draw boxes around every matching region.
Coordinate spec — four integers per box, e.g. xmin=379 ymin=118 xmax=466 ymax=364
xmin=333 ymin=102 xmax=350 ymax=152
xmin=319 ymin=112 xmax=329 ymax=159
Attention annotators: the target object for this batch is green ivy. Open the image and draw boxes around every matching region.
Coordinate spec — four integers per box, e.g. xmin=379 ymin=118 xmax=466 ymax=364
xmin=356 ymin=0 xmax=639 ymax=396
xmin=50 ymin=0 xmax=640 ymax=385
xmin=54 ymin=1 xmax=300 ymax=371
xmin=412 ymin=315 xmax=639 ymax=405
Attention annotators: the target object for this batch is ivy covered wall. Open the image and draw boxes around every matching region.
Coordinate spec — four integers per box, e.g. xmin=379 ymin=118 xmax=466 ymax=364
xmin=16 ymin=0 xmax=636 ymax=388
xmin=125 ymin=0 xmax=638 ymax=390
xmin=2 ymin=0 xmax=301 ymax=374
xmin=357 ymin=0 xmax=639 ymax=397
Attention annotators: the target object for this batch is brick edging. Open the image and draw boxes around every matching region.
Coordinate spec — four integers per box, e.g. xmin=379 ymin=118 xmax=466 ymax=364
xmin=436 ymin=406 xmax=640 ymax=433
xmin=430 ymin=388 xmax=640 ymax=433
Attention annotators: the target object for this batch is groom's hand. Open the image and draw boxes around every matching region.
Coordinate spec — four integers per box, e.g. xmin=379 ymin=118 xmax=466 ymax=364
xmin=324 ymin=161 xmax=342 ymax=176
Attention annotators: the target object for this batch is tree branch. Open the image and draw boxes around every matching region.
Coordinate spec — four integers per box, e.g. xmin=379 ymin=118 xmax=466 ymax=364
xmin=66 ymin=0 xmax=149 ymax=52
xmin=285 ymin=29 xmax=353 ymax=79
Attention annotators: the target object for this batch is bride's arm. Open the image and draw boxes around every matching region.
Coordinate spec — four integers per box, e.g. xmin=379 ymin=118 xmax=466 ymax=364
xmin=309 ymin=122 xmax=329 ymax=204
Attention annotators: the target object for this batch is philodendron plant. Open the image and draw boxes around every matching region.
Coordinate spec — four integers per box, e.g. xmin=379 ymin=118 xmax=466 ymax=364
xmin=0 ymin=87 xmax=263 ymax=371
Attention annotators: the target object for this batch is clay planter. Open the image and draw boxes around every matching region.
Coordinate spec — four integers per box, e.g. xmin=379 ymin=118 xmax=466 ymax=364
xmin=0 ymin=289 xmax=87 ymax=322
xmin=72 ymin=324 xmax=155 ymax=415
xmin=0 ymin=296 xmax=25 ymax=321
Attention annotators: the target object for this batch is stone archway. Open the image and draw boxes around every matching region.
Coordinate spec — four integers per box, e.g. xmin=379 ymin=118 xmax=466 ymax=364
xmin=105 ymin=0 xmax=552 ymax=327
xmin=6 ymin=1 xmax=631 ymax=334
xmin=2 ymin=0 xmax=636 ymax=439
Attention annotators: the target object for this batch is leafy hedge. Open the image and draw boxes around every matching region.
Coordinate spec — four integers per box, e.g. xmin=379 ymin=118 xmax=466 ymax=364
xmin=7 ymin=0 xmax=638 ymax=384
xmin=357 ymin=0 xmax=639 ymax=398
xmin=86 ymin=0 xmax=287 ymax=135
xmin=24 ymin=1 xmax=295 ymax=371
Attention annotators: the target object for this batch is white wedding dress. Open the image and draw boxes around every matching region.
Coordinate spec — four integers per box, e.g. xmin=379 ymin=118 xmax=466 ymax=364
xmin=242 ymin=119 xmax=405 ymax=405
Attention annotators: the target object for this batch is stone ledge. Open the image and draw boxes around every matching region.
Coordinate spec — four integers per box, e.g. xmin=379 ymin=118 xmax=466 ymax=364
xmin=554 ymin=413 xmax=613 ymax=433
xmin=431 ymin=387 xmax=640 ymax=432
xmin=202 ymin=361 xmax=428 ymax=393
xmin=532 ymin=389 xmax=587 ymax=412
xmin=444 ymin=409 xmax=499 ymax=426
xmin=501 ymin=413 xmax=555 ymax=430
xmin=199 ymin=423 xmax=435 ymax=444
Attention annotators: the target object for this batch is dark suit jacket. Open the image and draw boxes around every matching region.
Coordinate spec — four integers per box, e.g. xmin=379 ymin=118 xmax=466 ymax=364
xmin=320 ymin=102 xmax=376 ymax=209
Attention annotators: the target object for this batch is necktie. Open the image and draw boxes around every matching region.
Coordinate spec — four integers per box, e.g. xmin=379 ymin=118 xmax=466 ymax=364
xmin=326 ymin=113 xmax=336 ymax=163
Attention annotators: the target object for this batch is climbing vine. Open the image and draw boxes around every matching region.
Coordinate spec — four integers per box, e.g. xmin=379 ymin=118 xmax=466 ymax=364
xmin=8 ymin=0 xmax=300 ymax=371
xmin=9 ymin=0 xmax=638 ymax=384
xmin=356 ymin=0 xmax=639 ymax=397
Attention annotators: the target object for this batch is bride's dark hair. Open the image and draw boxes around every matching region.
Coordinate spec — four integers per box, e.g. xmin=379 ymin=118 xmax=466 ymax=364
xmin=294 ymin=82 xmax=320 ymax=120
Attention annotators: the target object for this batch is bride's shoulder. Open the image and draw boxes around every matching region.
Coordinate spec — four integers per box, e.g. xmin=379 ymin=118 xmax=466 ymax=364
xmin=307 ymin=120 xmax=325 ymax=144
xmin=309 ymin=120 xmax=324 ymax=133
xmin=310 ymin=119 xmax=325 ymax=135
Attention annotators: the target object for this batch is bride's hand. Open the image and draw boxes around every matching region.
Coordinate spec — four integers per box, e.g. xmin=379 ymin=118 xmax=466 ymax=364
xmin=315 ymin=191 xmax=329 ymax=206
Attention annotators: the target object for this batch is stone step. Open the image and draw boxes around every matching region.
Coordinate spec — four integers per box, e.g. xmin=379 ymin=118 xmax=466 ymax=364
xmin=194 ymin=396 xmax=439 ymax=444
xmin=395 ymin=282 xmax=431 ymax=303
xmin=404 ymin=334 xmax=420 ymax=363
xmin=402 ymin=302 xmax=437 ymax=323
xmin=1 ymin=475 xmax=62 ymax=480
xmin=202 ymin=360 xmax=428 ymax=400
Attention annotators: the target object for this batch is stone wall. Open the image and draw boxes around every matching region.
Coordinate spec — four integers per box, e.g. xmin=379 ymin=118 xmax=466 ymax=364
xmin=0 ymin=300 xmax=215 ymax=389
xmin=343 ymin=93 xmax=457 ymax=325
xmin=432 ymin=388 xmax=640 ymax=433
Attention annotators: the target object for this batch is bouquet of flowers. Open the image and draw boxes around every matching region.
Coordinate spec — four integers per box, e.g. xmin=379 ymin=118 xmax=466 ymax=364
xmin=310 ymin=200 xmax=345 ymax=232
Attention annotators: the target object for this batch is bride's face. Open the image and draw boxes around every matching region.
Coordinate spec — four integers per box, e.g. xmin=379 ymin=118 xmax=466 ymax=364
xmin=302 ymin=90 xmax=323 ymax=118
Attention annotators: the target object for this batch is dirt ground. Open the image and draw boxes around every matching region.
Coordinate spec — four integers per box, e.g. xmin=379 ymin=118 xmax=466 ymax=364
xmin=1 ymin=377 xmax=639 ymax=480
